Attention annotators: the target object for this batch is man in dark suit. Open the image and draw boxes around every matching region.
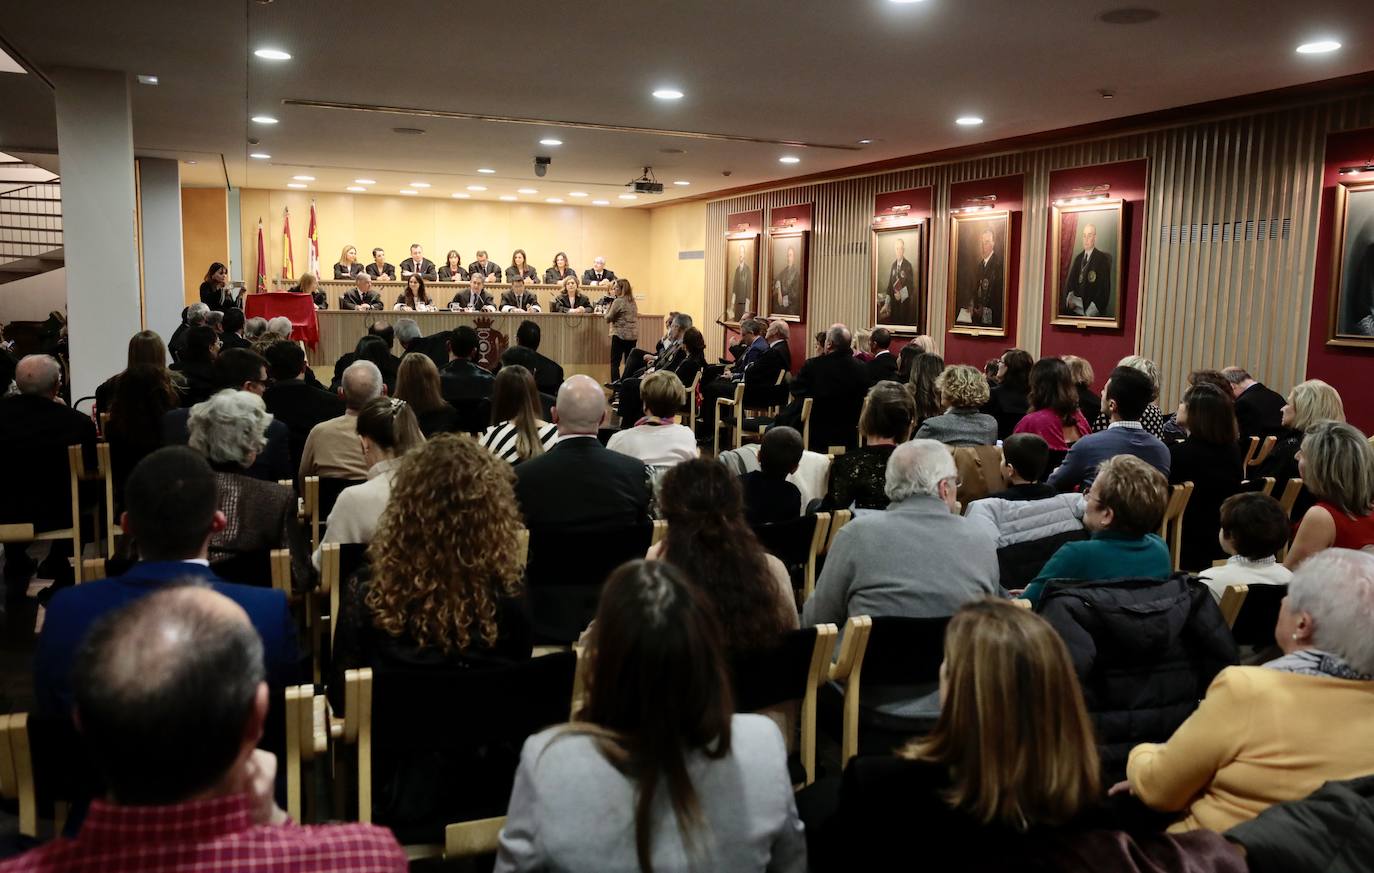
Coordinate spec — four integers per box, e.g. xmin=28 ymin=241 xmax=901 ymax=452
xmin=1063 ymin=223 xmax=1113 ymax=318
xmin=700 ymin=317 xmax=767 ymax=429
xmin=440 ymin=326 xmax=494 ymax=432
xmin=581 ymin=256 xmax=617 ymax=287
xmin=450 ymin=273 xmax=497 ymax=312
xmin=399 ymin=243 xmax=437 ymax=282
xmin=162 ymin=349 xmax=291 ymax=483
xmin=1223 ymin=367 xmax=1287 ymax=441
xmin=340 ymin=273 xmax=384 ymax=311
xmin=364 ymin=247 xmax=397 ymax=282
xmin=514 ymin=375 xmax=650 ymax=530
xmin=330 ymin=321 xmax=398 ymax=390
xmin=263 ymin=343 xmax=345 ymax=471
xmin=220 ymin=308 xmax=251 ymax=350
xmin=958 ymin=230 xmax=1002 ymax=327
xmin=168 ymin=302 xmax=210 ymax=364
xmin=34 ymin=446 xmax=299 ymax=755
xmin=775 ymin=324 xmax=870 ymax=452
xmin=0 ymin=354 xmax=98 ymax=595
xmin=499 ymin=277 xmax=543 ymax=313
xmin=730 ymin=243 xmax=753 ymax=321
xmin=866 ymin=328 xmax=898 ymax=385
xmin=771 ymin=246 xmax=801 ymax=316
xmin=467 ymin=250 xmax=503 ymax=280
xmin=879 ymin=239 xmax=918 ymax=326
xmin=499 ymin=320 xmax=565 ymax=396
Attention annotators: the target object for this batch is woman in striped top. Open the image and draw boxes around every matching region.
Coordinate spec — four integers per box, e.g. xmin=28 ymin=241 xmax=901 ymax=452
xmin=479 ymin=365 xmax=558 ymax=464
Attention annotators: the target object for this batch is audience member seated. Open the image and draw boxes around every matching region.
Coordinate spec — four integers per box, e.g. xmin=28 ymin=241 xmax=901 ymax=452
xmin=698 ymin=317 xmax=770 ymax=429
xmin=393 ymin=275 xmax=436 ymax=312
xmin=260 ymin=316 xmax=295 ymax=349
xmin=95 ymin=329 xmax=178 ymax=418
xmin=626 ymin=312 xmax=687 ymax=383
xmin=479 ymin=365 xmax=558 ymax=465
xmin=340 ymin=273 xmax=384 ymax=311
xmin=34 ymin=447 xmax=298 ymax=747
xmin=775 ymin=324 xmax=870 ymax=452
xmin=1064 ymin=354 xmax=1101 ymax=424
xmin=1197 ymin=493 xmax=1293 ymax=603
xmin=607 ymin=370 xmax=698 ymax=469
xmin=450 ymin=273 xmax=498 ymax=312
xmin=262 ymin=341 xmax=345 ymax=472
xmin=495 ymin=560 xmax=805 ymax=872
xmin=168 ymin=301 xmax=208 ymax=363
xmin=803 ymin=440 xmax=1000 ymax=725
xmin=0 ymin=355 xmax=97 ymax=595
xmin=1168 ymin=382 xmax=1244 ymax=571
xmin=161 ymin=348 xmax=291 ymax=483
xmin=499 ymin=277 xmax=542 ymax=313
xmin=392 ymin=352 xmax=459 ymax=437
xmin=981 ymin=348 xmax=1033 ymax=440
xmin=513 ymin=375 xmax=650 ymax=530
xmin=1285 ymin=421 xmax=1374 ymax=568
xmin=190 ymin=390 xmax=312 ymax=591
xmin=105 ymin=363 xmax=180 ymax=509
xmin=20 ymin=585 xmax=405 ymax=872
xmin=987 ymin=433 xmax=1056 ymax=500
xmin=1161 ymin=369 xmax=1233 ymax=442
xmin=1022 ymin=455 xmax=1170 ymax=605
xmin=206 ymin=309 xmax=225 ymax=338
xmin=851 ymin=328 xmax=873 ymax=363
xmin=1091 ymin=354 xmax=1167 ymax=439
xmin=300 ymin=360 xmax=383 ymax=482
xmin=1257 ymin=378 xmax=1345 ymax=486
xmin=243 ymin=315 xmax=267 ymax=344
xmin=221 ymin=308 xmax=251 ymax=350
xmin=1124 ymin=548 xmax=1374 ymax=833
xmin=498 ymin=319 xmax=564 ymax=396
xmin=894 ymin=342 xmax=922 ymax=385
xmin=316 ymin=398 xmax=424 ymax=564
xmin=291 ymin=271 xmax=328 ymax=310
xmin=913 ymin=363 xmax=997 ymax=446
xmin=616 ymin=326 xmax=707 ymax=425
xmin=825 ymin=381 xmax=915 ymax=511
xmin=173 ymin=324 xmax=220 ymax=406
xmin=906 ymin=351 xmax=945 ymax=431
xmin=864 ymin=328 xmax=897 ymax=384
xmin=551 ymin=276 xmax=592 ymax=313
xmin=741 ymin=427 xmax=805 ymax=526
xmin=439 ymin=325 xmax=494 ymax=413
xmin=1014 ymin=357 xmax=1092 ymax=451
xmin=1222 ymin=366 xmax=1286 ymax=441
xmin=1048 ymin=366 xmax=1170 ymax=492
xmin=331 ymin=322 xmax=399 ymax=392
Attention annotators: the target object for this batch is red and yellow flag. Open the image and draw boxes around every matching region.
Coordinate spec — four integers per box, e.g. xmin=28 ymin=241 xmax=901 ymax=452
xmin=306 ymin=200 xmax=320 ymax=277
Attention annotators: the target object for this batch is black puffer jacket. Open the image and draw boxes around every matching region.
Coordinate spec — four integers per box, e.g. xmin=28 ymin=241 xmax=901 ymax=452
xmin=1227 ymin=775 xmax=1374 ymax=873
xmin=1037 ymin=574 xmax=1237 ymax=781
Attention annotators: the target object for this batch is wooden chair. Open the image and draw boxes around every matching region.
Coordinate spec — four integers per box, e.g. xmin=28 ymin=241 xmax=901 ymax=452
xmin=0 ymin=712 xmax=100 ymax=840
xmin=713 ymin=372 xmax=789 ymax=453
xmin=302 ymin=475 xmax=322 ymax=552
xmin=1158 ymin=482 xmax=1195 ymax=572
xmin=1245 ymin=435 xmax=1277 ymax=469
xmin=525 ymin=523 xmax=655 ymax=644
xmin=1221 ymin=583 xmax=1288 ymax=646
xmin=1239 ymin=436 xmax=1260 ymax=468
xmin=0 ymin=714 xmax=36 ymax=838
xmin=651 ymin=518 xmax=668 ymax=546
xmin=729 ymin=624 xmax=838 ymax=786
xmin=823 ymin=509 xmax=852 ymax=557
xmin=0 ymin=445 xmax=91 ymax=585
xmin=1276 ymin=478 xmax=1305 ymax=517
xmin=685 ymin=370 xmax=701 ymax=432
xmin=753 ymin=512 xmax=830 ymax=604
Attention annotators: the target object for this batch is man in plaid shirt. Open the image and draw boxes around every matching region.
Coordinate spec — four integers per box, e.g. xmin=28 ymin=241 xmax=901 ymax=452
xmin=0 ymin=586 xmax=405 ymax=872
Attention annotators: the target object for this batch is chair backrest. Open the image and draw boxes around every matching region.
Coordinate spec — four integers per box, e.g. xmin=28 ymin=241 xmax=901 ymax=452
xmin=859 ymin=615 xmax=951 ymax=686
xmin=753 ymin=514 xmax=822 ymax=577
xmin=1240 ymin=435 xmax=1261 ymax=468
xmin=317 ymin=476 xmax=362 ymax=525
xmin=1250 ymin=435 xmax=1278 ymax=468
xmin=1276 ymin=478 xmax=1305 ymax=516
xmin=996 ymin=528 xmax=1091 ymax=590
xmin=1041 ymin=448 xmax=1069 ymax=483
xmin=1158 ymin=482 xmax=1195 ymax=571
xmin=451 ymin=397 xmax=492 ymax=435
xmin=209 ymin=548 xmax=274 ymax=587
xmin=1229 ymin=583 xmax=1287 ymax=647
xmin=524 ymin=523 xmax=655 ymax=643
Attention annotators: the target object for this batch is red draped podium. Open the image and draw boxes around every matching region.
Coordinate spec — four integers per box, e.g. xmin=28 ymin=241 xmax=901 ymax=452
xmin=244 ymin=292 xmax=320 ymax=348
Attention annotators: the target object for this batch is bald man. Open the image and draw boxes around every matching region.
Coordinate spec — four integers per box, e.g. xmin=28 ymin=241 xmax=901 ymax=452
xmin=1063 ymin=223 xmax=1114 ymax=318
xmin=298 ymin=360 xmax=384 ymax=481
xmin=513 ymin=375 xmax=650 ymax=531
xmin=0 ymin=355 xmax=97 ymax=594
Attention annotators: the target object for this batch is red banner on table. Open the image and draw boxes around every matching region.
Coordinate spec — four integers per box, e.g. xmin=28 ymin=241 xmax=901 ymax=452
xmin=245 ymin=292 xmax=319 ymax=349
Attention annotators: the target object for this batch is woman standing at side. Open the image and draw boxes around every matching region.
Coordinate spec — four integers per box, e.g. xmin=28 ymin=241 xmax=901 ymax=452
xmin=604 ymin=278 xmax=639 ymax=383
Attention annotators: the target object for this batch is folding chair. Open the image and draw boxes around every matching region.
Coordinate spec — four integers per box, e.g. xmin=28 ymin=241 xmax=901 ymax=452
xmin=1158 ymin=482 xmax=1195 ymax=572
xmin=0 ymin=445 xmax=92 ymax=585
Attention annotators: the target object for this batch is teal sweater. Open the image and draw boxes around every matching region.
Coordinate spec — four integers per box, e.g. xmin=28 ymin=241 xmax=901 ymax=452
xmin=1021 ymin=531 xmax=1172 ymax=605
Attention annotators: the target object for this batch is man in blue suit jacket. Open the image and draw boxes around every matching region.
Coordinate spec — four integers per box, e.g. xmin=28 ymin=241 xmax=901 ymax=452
xmin=34 ymin=447 xmax=300 ymax=753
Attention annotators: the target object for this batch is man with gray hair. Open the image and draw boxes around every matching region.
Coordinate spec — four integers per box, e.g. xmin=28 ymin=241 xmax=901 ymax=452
xmin=803 ymin=439 xmax=1000 ymax=724
xmin=514 ymin=374 xmax=650 ymax=531
xmin=169 ymin=302 xmax=212 ymax=363
xmin=700 ymin=315 xmax=788 ymax=430
xmin=298 ymin=360 xmax=384 ymax=481
xmin=774 ymin=323 xmax=869 ymax=451
xmin=1222 ymin=365 xmax=1286 ymax=442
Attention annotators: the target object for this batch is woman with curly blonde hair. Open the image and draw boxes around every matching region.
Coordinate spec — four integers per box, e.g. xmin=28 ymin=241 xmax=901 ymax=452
xmin=914 ymin=364 xmax=998 ymax=446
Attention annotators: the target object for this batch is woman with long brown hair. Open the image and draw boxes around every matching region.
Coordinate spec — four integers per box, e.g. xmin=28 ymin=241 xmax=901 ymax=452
xmin=906 ymin=351 xmax=945 ymax=429
xmin=1012 ymin=356 xmax=1091 ymax=451
xmin=394 ymin=353 xmax=459 ymax=436
xmin=479 ymin=365 xmax=557 ymax=464
xmin=505 ymin=248 xmax=539 ymax=284
xmin=496 ymin=560 xmax=805 ymax=873
xmin=105 ymin=363 xmax=181 ymax=507
xmin=544 ymin=251 xmax=576 ymax=284
xmin=394 ymin=274 xmax=436 ymax=311
xmin=438 ymin=249 xmax=468 ymax=282
xmin=95 ymin=329 xmax=182 ymax=418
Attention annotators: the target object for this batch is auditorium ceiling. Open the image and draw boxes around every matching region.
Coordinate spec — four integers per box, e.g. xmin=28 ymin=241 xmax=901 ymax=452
xmin=0 ymin=0 xmax=1369 ymax=206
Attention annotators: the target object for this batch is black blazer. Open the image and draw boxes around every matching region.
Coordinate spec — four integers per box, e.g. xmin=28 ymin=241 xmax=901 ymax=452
xmin=468 ymin=260 xmax=503 ymax=279
xmin=222 ymin=331 xmax=252 ymax=351
xmin=403 ymin=332 xmax=453 ymax=372
xmin=331 ymin=352 xmax=399 ymax=394
xmin=742 ymin=341 xmax=791 ymax=407
xmin=865 ymin=351 xmax=898 ymax=385
xmin=500 ymin=289 xmax=541 ymax=311
xmin=0 ymin=395 xmax=98 ymax=529
xmin=1169 ymin=438 xmax=1244 ymax=572
xmin=1064 ymin=247 xmax=1113 ymax=316
xmin=263 ymin=379 xmax=346 ymax=472
xmin=333 ymin=262 xmax=364 ymax=280
xmin=449 ymin=289 xmax=494 ymax=311
xmin=399 ymin=257 xmax=437 ymax=281
xmin=776 ymin=350 xmax=869 ymax=452
xmin=499 ymin=346 xmax=565 ymax=397
xmin=413 ymin=403 xmax=461 ymax=437
xmin=199 ymin=281 xmax=240 ymax=313
xmin=340 ymin=289 xmax=384 ymax=311
xmin=544 ymin=266 xmax=577 ymax=284
xmin=505 ymin=265 xmax=539 ymax=284
xmin=174 ymin=360 xmax=218 ymax=407
xmin=983 ymin=383 xmax=1031 ymax=441
xmin=161 ymin=408 xmax=292 ymax=483
xmin=551 ymin=293 xmax=592 ymax=313
xmin=741 ymin=471 xmax=801 ymax=526
xmin=581 ymin=267 xmax=617 ymax=285
xmin=365 ymin=262 xmax=397 ymax=281
xmin=1234 ymin=382 xmax=1286 ymax=441
xmin=437 ymin=265 xmax=469 ymax=282
xmin=514 ymin=438 xmax=650 ymax=531
xmin=439 ymin=359 xmax=495 ymax=404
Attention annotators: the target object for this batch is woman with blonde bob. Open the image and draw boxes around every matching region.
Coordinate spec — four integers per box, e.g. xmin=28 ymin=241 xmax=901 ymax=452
xmin=1284 ymin=420 xmax=1374 ymax=568
xmin=914 ymin=364 xmax=998 ymax=446
xmin=1258 ymin=378 xmax=1345 ymax=486
xmin=808 ymin=599 xmax=1103 ymax=869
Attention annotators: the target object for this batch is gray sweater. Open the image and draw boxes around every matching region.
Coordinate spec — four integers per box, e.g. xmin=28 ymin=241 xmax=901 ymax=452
xmin=496 ymin=714 xmax=806 ymax=873
xmin=913 ymin=407 xmax=999 ymax=446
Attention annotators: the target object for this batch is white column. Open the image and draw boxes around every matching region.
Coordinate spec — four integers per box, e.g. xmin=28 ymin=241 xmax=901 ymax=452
xmin=137 ymin=158 xmax=185 ymax=348
xmin=51 ymin=67 xmax=140 ymax=401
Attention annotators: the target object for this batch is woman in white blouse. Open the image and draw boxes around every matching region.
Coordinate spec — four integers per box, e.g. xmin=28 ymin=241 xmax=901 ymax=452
xmin=479 ymin=365 xmax=557 ymax=464
xmin=607 ymin=369 xmax=698 ymax=468
xmin=314 ymin=397 xmax=425 ymax=565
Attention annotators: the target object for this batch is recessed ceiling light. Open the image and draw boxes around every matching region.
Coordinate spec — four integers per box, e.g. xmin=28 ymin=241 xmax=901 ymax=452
xmin=857 ymin=139 xmax=873 ymax=144
xmin=569 ymin=191 xmax=588 ymax=197
xmin=619 ymin=194 xmax=638 ymax=200
xmin=592 ymin=200 xmax=610 ymax=206
xmin=514 ymin=188 xmax=536 ymax=195
xmin=652 ymin=88 xmax=684 ymax=100
xmin=346 ymin=186 xmax=366 ymax=192
xmin=1296 ymin=39 xmax=1341 ymax=54
xmin=673 ymin=180 xmax=690 ymax=186
xmin=889 ymin=0 xmax=927 ymax=4
xmin=399 ymin=189 xmax=418 ymax=195
xmin=184 ymin=160 xmax=197 ymax=165
xmin=499 ymin=195 xmax=517 ymax=201
xmin=292 ymin=175 xmax=315 ymax=181
xmin=254 ymin=48 xmax=291 ymax=60
xmin=354 ymin=178 xmax=376 ymax=184
xmin=955 ymin=116 xmax=984 ymax=126
xmin=467 ymin=185 xmax=487 ymax=192
xmin=451 ymin=192 xmax=470 ymax=198
xmin=546 ymin=198 xmax=564 ymax=204
xmin=477 ymin=167 xmax=496 ymax=174
xmin=287 ymin=183 xmax=307 ymax=189
xmin=137 ymin=74 xmax=159 ymax=85
xmin=250 ymin=152 xmax=271 ymax=160
xmin=539 ymin=138 xmax=563 ymax=146
xmin=779 ymin=155 xmax=801 ymax=164
xmin=251 ymin=115 xmax=278 ymax=125
xmin=409 ymin=182 xmax=431 ymax=188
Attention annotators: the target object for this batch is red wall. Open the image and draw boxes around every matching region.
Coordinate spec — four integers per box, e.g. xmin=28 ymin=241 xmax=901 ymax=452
xmin=1038 ymin=159 xmax=1149 ymax=392
xmin=1306 ymin=128 xmax=1374 ymax=434
xmin=943 ymin=175 xmax=1023 ymax=368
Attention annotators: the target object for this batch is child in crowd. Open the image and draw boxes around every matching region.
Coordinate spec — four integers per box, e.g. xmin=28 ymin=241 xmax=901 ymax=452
xmin=741 ymin=426 xmax=804 ymax=526
xmin=990 ymin=433 xmax=1056 ymax=501
xmin=1197 ymin=492 xmax=1293 ymax=602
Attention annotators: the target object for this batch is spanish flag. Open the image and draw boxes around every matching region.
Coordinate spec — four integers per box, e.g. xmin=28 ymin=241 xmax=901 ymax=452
xmin=255 ymin=219 xmax=267 ymax=293
xmin=306 ymin=200 xmax=320 ymax=278
xmin=281 ymin=206 xmax=295 ymax=280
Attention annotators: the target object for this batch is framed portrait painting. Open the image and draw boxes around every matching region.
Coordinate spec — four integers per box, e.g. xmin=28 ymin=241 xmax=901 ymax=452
xmin=723 ymin=234 xmax=759 ymax=325
xmin=872 ymin=222 xmax=928 ymax=333
xmin=766 ymin=230 xmax=808 ymax=322
xmin=1329 ymin=180 xmax=1374 ymax=348
xmin=1050 ymin=200 xmax=1125 ymax=329
xmin=947 ymin=211 xmax=1010 ymax=337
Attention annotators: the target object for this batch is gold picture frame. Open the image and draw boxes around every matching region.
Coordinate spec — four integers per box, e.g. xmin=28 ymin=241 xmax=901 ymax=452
xmin=1049 ymin=199 xmax=1125 ymax=329
xmin=1327 ymin=180 xmax=1374 ymax=348
xmin=947 ymin=210 xmax=1010 ymax=337
xmin=871 ymin=221 xmax=928 ymax=334
xmin=722 ymin=233 xmax=759 ymax=327
xmin=765 ymin=230 xmax=808 ymax=323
